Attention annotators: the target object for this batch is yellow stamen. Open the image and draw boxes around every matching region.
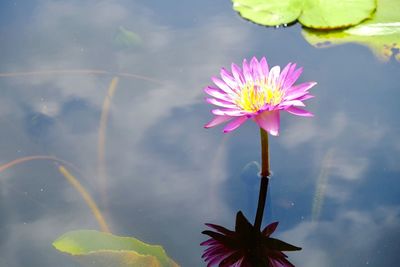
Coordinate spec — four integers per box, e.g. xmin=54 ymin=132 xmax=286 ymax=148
xmin=235 ymin=81 xmax=283 ymax=112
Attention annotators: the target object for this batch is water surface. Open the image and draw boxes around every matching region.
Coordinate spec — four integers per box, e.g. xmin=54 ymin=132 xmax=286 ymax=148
xmin=0 ymin=1 xmax=399 ymax=266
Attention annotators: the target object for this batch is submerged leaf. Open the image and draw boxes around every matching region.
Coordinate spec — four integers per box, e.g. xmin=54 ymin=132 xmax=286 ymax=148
xmin=53 ymin=230 xmax=179 ymax=267
xmin=114 ymin=26 xmax=142 ymax=48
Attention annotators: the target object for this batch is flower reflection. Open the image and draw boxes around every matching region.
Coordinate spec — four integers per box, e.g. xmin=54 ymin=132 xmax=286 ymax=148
xmin=204 ymin=57 xmax=316 ymax=135
xmin=202 ymin=211 xmax=301 ymax=267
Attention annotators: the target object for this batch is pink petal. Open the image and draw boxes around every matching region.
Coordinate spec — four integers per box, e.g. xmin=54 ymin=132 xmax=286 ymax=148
xmin=212 ymin=108 xmax=246 ymax=116
xmin=212 ymin=77 xmax=236 ymax=95
xmin=223 ymin=116 xmax=248 ymax=133
xmin=242 ymin=58 xmax=253 ymax=83
xmin=297 ymin=94 xmax=315 ymax=101
xmin=231 ymin=63 xmax=245 ymax=85
xmin=283 ymin=67 xmax=303 ymax=90
xmin=206 ymin=98 xmax=237 ymax=108
xmin=220 ymin=68 xmax=239 ymax=91
xmin=280 ymin=100 xmax=305 ymax=107
xmin=283 ymin=89 xmax=310 ymax=101
xmin=286 ymin=106 xmax=313 ymax=117
xmin=250 ymin=57 xmax=259 ymax=74
xmin=288 ymin=81 xmax=317 ymax=93
xmin=259 ymin=57 xmax=269 ymax=79
xmin=268 ymin=66 xmax=281 ymax=89
xmin=204 ymin=115 xmax=233 ymax=128
xmin=278 ymin=63 xmax=293 ymax=88
xmin=200 ymin=238 xmax=218 ymax=246
xmin=254 ymin=110 xmax=280 ymax=136
xmin=204 ymin=86 xmax=232 ymax=102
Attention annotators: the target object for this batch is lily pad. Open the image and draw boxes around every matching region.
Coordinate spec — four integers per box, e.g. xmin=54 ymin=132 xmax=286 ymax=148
xmin=232 ymin=0 xmax=377 ymax=29
xmin=299 ymin=0 xmax=376 ymax=29
xmin=53 ymin=230 xmax=179 ymax=267
xmin=302 ymin=0 xmax=400 ymax=62
xmin=232 ymin=0 xmax=302 ymax=26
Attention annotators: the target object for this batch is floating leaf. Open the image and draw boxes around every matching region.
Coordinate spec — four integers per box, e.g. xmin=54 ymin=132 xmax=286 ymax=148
xmin=70 ymin=251 xmax=160 ymax=267
xmin=363 ymin=0 xmax=400 ymax=23
xmin=232 ymin=0 xmax=302 ymax=26
xmin=302 ymin=0 xmax=400 ymax=62
xmin=231 ymin=0 xmax=377 ymax=29
xmin=299 ymin=0 xmax=376 ymax=29
xmin=53 ymin=230 xmax=179 ymax=267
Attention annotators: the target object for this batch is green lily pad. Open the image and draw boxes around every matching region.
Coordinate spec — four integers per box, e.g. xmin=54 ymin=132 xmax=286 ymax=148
xmin=69 ymin=250 xmax=161 ymax=267
xmin=232 ymin=0 xmax=302 ymax=26
xmin=231 ymin=0 xmax=377 ymax=29
xmin=302 ymin=0 xmax=400 ymax=62
xmin=299 ymin=0 xmax=376 ymax=29
xmin=53 ymin=230 xmax=179 ymax=267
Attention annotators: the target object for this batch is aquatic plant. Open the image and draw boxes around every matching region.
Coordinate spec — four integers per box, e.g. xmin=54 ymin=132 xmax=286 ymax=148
xmin=204 ymin=57 xmax=316 ymax=135
xmin=232 ymin=0 xmax=376 ymax=29
xmin=53 ymin=230 xmax=179 ymax=267
xmin=202 ymin=56 xmax=315 ymax=266
xmin=303 ymin=0 xmax=400 ymax=63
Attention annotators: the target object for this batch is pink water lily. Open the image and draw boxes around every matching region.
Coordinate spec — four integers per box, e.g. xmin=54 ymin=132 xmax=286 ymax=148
xmin=204 ymin=57 xmax=316 ymax=135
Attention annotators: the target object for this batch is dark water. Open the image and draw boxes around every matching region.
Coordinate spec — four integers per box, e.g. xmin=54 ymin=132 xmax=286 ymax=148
xmin=0 ymin=1 xmax=399 ymax=266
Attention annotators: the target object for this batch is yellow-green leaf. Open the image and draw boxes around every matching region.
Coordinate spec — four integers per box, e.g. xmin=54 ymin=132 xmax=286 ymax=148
xmin=53 ymin=230 xmax=179 ymax=267
xmin=302 ymin=0 xmax=400 ymax=62
xmin=231 ymin=0 xmax=377 ymax=29
xmin=299 ymin=0 xmax=376 ymax=29
xmin=232 ymin=0 xmax=302 ymax=27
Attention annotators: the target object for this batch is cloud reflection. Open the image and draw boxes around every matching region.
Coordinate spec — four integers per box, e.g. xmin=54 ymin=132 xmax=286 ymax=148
xmin=0 ymin=0 xmax=253 ymax=266
xmin=0 ymin=0 xmax=399 ymax=266
xmin=282 ymin=207 xmax=400 ymax=267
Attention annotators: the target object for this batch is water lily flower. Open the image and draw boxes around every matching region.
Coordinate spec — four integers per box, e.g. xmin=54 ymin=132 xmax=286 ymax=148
xmin=201 ymin=211 xmax=301 ymax=267
xmin=204 ymin=57 xmax=316 ymax=135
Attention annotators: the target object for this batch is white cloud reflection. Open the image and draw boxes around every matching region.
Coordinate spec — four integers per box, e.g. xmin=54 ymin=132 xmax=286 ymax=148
xmin=282 ymin=206 xmax=400 ymax=267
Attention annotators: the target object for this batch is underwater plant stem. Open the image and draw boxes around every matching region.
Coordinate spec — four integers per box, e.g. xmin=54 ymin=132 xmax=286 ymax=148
xmin=0 ymin=155 xmax=79 ymax=175
xmin=58 ymin=165 xmax=111 ymax=233
xmin=0 ymin=69 xmax=163 ymax=84
xmin=98 ymin=77 xmax=119 ymax=210
xmin=254 ymin=128 xmax=271 ymax=231
xmin=0 ymin=156 xmax=111 ymax=233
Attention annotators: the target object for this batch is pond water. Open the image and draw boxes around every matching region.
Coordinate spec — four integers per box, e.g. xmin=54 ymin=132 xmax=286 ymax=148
xmin=0 ymin=1 xmax=399 ymax=266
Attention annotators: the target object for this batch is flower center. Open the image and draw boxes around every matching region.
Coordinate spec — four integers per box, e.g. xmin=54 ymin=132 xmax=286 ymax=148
xmin=235 ymin=81 xmax=283 ymax=112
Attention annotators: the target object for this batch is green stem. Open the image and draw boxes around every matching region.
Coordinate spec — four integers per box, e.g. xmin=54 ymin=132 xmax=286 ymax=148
xmin=260 ymin=128 xmax=270 ymax=177
xmin=254 ymin=128 xmax=271 ymax=231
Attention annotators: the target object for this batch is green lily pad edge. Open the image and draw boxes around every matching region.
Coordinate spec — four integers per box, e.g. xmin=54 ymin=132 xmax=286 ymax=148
xmin=53 ymin=230 xmax=179 ymax=267
xmin=302 ymin=0 xmax=400 ymax=62
xmin=232 ymin=0 xmax=377 ymax=29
